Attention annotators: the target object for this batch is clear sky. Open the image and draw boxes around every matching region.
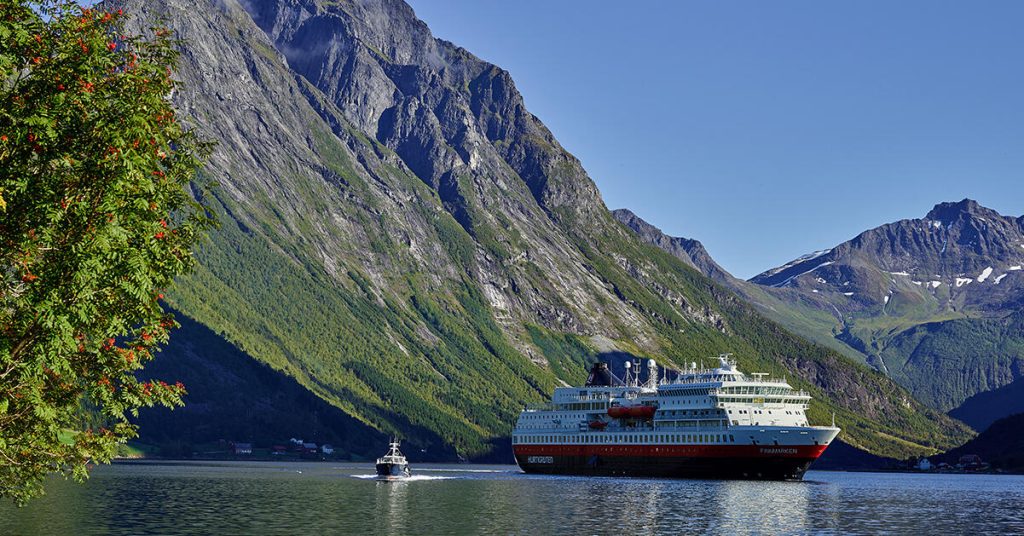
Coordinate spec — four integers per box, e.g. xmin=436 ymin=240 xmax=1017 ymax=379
xmin=406 ymin=0 xmax=1024 ymax=279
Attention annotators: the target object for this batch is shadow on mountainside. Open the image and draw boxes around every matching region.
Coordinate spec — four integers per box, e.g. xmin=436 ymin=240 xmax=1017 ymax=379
xmin=133 ymin=311 xmax=460 ymax=462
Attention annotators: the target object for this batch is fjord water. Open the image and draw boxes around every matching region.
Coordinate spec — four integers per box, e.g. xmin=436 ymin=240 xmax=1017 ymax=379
xmin=2 ymin=462 xmax=1022 ymax=535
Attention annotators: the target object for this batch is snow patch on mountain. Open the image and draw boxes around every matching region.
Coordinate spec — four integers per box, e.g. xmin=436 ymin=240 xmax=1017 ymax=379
xmin=759 ymin=249 xmax=832 ymax=279
xmin=770 ymin=261 xmax=834 ymax=288
xmin=977 ymin=267 xmax=994 ymax=283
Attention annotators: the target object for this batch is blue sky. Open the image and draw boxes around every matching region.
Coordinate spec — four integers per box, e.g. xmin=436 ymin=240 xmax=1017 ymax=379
xmin=407 ymin=0 xmax=1024 ymax=278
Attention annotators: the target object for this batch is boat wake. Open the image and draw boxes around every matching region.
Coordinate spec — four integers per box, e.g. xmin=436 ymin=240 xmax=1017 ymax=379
xmin=416 ymin=468 xmax=511 ymax=474
xmin=350 ymin=474 xmax=454 ymax=481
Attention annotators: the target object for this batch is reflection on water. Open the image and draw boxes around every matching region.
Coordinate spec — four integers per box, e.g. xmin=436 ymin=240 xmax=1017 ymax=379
xmin=1 ymin=462 xmax=1023 ymax=535
xmin=714 ymin=479 xmax=810 ymax=534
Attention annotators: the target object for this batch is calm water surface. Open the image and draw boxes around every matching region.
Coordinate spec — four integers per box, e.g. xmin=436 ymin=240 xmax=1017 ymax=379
xmin=2 ymin=461 xmax=1023 ymax=535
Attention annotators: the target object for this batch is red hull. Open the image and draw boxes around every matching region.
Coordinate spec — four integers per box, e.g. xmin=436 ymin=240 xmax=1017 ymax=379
xmin=514 ymin=444 xmax=828 ymax=459
xmin=513 ymin=443 xmax=829 ymax=480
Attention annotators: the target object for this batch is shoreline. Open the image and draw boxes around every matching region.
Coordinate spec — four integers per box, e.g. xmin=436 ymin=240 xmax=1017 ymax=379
xmin=108 ymin=457 xmax=1022 ymax=476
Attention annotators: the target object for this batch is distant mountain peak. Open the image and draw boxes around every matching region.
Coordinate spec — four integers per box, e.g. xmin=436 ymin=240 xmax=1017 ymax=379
xmin=750 ymin=198 xmax=1024 ymax=297
xmin=925 ymin=198 xmax=998 ymax=223
xmin=611 ymin=209 xmax=734 ymax=283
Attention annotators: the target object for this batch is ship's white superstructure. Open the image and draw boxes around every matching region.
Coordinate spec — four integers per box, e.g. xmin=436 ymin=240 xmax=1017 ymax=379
xmin=512 ymin=355 xmax=839 ymax=480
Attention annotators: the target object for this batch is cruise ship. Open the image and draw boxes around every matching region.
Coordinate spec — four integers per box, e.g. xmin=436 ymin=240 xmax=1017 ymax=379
xmin=512 ymin=355 xmax=839 ymax=480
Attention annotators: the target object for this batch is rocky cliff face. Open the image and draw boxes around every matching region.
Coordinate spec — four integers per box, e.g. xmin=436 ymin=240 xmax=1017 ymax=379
xmin=117 ymin=0 xmax=967 ymax=459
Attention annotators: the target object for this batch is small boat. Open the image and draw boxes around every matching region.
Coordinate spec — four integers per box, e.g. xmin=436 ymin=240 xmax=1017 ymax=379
xmin=375 ymin=440 xmax=411 ymax=480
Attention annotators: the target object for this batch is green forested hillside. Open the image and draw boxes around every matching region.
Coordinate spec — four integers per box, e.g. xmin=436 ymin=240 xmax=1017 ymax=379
xmin=937 ymin=412 xmax=1024 ymax=472
xmin=879 ymin=313 xmax=1024 ymax=411
xmin=136 ymin=313 xmax=392 ymax=459
xmin=950 ymin=378 xmax=1024 ymax=432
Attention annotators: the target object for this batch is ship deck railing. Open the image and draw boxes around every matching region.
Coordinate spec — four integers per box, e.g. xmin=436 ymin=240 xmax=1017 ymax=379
xmin=660 ymin=375 xmax=793 ymax=386
xmin=709 ymin=388 xmax=810 ymax=397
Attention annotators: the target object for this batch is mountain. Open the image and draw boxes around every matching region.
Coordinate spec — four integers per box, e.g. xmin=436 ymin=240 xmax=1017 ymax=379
xmin=935 ymin=412 xmax=1024 ymax=472
xmin=612 ymin=210 xmax=871 ymax=362
xmin=116 ymin=0 xmax=967 ymax=460
xmin=612 ymin=209 xmax=733 ymax=283
xmin=135 ymin=312 xmax=393 ymax=459
xmin=745 ymin=200 xmax=1024 ymax=412
xmin=949 ymin=377 xmax=1024 ymax=432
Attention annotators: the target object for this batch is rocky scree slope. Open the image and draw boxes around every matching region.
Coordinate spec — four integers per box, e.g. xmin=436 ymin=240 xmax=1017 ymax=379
xmin=119 ymin=0 xmax=967 ymax=459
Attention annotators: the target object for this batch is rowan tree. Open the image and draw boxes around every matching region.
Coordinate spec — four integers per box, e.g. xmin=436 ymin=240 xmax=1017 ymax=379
xmin=0 ymin=1 xmax=213 ymax=504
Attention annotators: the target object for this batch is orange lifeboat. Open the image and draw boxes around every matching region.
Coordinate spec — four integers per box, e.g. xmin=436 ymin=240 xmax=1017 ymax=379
xmin=588 ymin=420 xmax=608 ymax=430
xmin=628 ymin=405 xmax=656 ymax=419
xmin=607 ymin=405 xmax=629 ymax=419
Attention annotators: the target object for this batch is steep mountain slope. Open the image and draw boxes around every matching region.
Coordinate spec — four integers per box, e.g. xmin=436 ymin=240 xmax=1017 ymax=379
xmin=877 ymin=312 xmax=1024 ymax=411
xmin=136 ymin=313 xmax=392 ymax=459
xmin=612 ymin=209 xmax=733 ymax=282
xmin=936 ymin=412 xmax=1024 ymax=472
xmin=612 ymin=209 xmax=868 ymax=362
xmin=119 ymin=0 xmax=967 ymax=459
xmin=747 ymin=200 xmax=1024 ymax=411
xmin=949 ymin=377 xmax=1024 ymax=432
